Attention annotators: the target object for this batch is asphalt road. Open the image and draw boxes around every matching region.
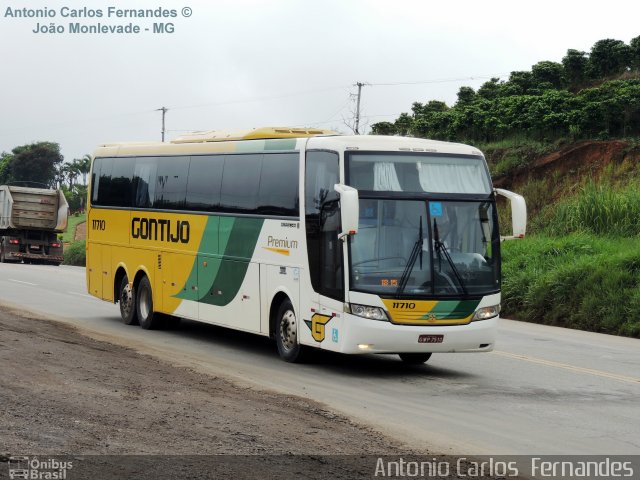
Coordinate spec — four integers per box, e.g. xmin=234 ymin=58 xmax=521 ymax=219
xmin=1 ymin=263 xmax=638 ymax=455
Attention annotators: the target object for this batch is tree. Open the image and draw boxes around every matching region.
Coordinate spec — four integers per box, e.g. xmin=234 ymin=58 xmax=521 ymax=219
xmin=75 ymin=154 xmax=92 ymax=185
xmin=505 ymin=71 xmax=535 ymax=95
xmin=531 ymin=61 xmax=565 ymax=90
xmin=477 ymin=78 xmax=502 ymax=100
xmin=562 ymin=49 xmax=589 ymax=90
xmin=6 ymin=142 xmax=63 ymax=187
xmin=588 ymin=39 xmax=631 ymax=79
xmin=630 ymin=35 xmax=640 ymax=72
xmin=0 ymin=152 xmax=12 ymax=184
xmin=370 ymin=122 xmax=396 ymax=135
xmin=455 ymin=86 xmax=476 ymax=106
xmin=394 ymin=113 xmax=413 ymax=136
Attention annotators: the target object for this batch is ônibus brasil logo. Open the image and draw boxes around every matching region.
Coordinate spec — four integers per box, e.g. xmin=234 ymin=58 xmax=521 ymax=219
xmin=8 ymin=456 xmax=73 ymax=479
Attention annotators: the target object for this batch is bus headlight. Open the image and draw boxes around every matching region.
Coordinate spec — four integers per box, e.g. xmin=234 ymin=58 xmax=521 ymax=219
xmin=347 ymin=303 xmax=389 ymax=321
xmin=472 ymin=305 xmax=500 ymax=321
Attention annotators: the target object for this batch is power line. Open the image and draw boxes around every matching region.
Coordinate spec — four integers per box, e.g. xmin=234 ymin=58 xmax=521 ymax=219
xmin=169 ymin=85 xmax=350 ymax=111
xmin=368 ymin=73 xmax=510 ymax=86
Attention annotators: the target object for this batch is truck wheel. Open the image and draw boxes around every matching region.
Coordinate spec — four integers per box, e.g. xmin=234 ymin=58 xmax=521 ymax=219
xmin=119 ymin=275 xmax=138 ymax=325
xmin=275 ymin=299 xmax=307 ymax=363
xmin=137 ymin=276 xmax=162 ymax=330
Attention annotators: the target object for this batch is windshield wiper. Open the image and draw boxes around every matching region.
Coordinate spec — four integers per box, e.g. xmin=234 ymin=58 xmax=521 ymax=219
xmin=396 ymin=216 xmax=423 ymax=297
xmin=433 ymin=219 xmax=467 ymax=295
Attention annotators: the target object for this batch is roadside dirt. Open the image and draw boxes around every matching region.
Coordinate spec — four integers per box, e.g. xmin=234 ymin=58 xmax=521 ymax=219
xmin=0 ymin=307 xmax=417 ymax=478
xmin=493 ymin=139 xmax=640 ymax=192
xmin=74 ymin=221 xmax=86 ymax=241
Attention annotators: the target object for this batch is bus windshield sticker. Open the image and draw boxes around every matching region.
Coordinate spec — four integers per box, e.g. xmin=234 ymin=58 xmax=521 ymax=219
xmin=429 ymin=202 xmax=443 ymax=217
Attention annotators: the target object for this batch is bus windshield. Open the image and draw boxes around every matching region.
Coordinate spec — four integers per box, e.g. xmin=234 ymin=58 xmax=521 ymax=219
xmin=349 ymin=199 xmax=499 ymax=297
xmin=347 ymin=152 xmax=491 ymax=194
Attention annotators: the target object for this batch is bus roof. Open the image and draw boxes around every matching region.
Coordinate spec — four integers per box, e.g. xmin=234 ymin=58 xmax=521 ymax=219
xmin=171 ymin=127 xmax=338 ymax=143
xmin=93 ymin=128 xmax=482 ymax=158
xmin=307 ymin=135 xmax=483 ymax=157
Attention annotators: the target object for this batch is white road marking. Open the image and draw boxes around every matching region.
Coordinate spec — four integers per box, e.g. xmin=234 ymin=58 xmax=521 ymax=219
xmin=7 ymin=279 xmax=38 ymax=286
xmin=67 ymin=291 xmax=95 ymax=299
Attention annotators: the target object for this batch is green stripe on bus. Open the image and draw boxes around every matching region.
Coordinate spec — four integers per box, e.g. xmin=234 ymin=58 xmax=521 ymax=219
xmin=202 ymin=217 xmax=264 ymax=306
xmin=422 ymin=300 xmax=480 ymax=320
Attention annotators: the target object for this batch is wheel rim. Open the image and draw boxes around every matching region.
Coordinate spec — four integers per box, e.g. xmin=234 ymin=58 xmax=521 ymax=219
xmin=139 ymin=285 xmax=151 ymax=320
xmin=279 ymin=309 xmax=297 ymax=352
xmin=121 ymin=283 xmax=134 ymax=318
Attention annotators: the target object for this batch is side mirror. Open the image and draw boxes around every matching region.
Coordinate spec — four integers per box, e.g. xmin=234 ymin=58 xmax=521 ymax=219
xmin=494 ymin=188 xmax=527 ymax=240
xmin=334 ymin=184 xmax=359 ymax=240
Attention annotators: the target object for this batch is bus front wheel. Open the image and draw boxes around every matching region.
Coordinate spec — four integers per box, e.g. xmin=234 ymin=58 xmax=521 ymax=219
xmin=275 ymin=299 xmax=307 ymax=363
xmin=398 ymin=353 xmax=432 ymax=364
xmin=137 ymin=276 xmax=163 ymax=330
xmin=119 ymin=275 xmax=138 ymax=325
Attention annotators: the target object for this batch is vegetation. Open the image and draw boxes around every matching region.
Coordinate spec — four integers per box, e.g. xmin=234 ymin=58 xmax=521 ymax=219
xmin=0 ymin=143 xmax=90 ymax=213
xmin=371 ymin=37 xmax=640 ymax=152
xmin=370 ymin=35 xmax=640 ymax=337
xmin=62 ymin=213 xmax=87 ymax=243
xmin=498 ymin=171 xmax=640 ymax=338
xmin=501 ymin=234 xmax=640 ymax=337
xmin=0 ymin=142 xmax=64 ymax=187
xmin=63 ymin=240 xmax=86 ymax=267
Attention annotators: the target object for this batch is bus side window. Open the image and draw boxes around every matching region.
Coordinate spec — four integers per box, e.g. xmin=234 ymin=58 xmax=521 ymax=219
xmin=133 ymin=158 xmax=158 ymax=208
xmin=94 ymin=157 xmax=113 ymax=206
xmin=186 ymin=155 xmax=224 ymax=211
xmin=305 ymin=150 xmax=343 ymax=300
xmin=155 ymin=156 xmax=189 ymax=210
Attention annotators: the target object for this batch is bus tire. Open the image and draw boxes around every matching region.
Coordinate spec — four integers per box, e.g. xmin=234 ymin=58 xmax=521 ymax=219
xmin=137 ymin=276 xmax=161 ymax=330
xmin=275 ymin=299 xmax=307 ymax=363
xmin=119 ymin=275 xmax=138 ymax=325
xmin=398 ymin=353 xmax=432 ymax=364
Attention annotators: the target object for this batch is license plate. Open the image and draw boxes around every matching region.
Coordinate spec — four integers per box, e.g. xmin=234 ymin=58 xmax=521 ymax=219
xmin=30 ymin=246 xmax=40 ymax=250
xmin=418 ymin=334 xmax=443 ymax=344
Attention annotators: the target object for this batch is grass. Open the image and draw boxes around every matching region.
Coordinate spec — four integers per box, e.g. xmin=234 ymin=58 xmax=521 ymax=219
xmin=501 ymin=234 xmax=640 ymax=338
xmin=480 ymin=138 xmax=563 ymax=177
xmin=499 ymin=171 xmax=640 ymax=338
xmin=62 ymin=213 xmax=86 ymax=243
xmin=544 ymin=181 xmax=640 ymax=237
xmin=63 ymin=240 xmax=86 ymax=266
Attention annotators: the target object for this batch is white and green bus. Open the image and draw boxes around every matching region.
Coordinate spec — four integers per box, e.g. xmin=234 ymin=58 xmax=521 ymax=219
xmin=87 ymin=127 xmax=525 ymax=363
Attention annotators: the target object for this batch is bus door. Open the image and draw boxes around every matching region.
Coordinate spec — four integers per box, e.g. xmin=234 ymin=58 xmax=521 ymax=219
xmin=87 ymin=242 xmax=111 ymax=300
xmin=304 ymin=149 xmax=343 ymax=348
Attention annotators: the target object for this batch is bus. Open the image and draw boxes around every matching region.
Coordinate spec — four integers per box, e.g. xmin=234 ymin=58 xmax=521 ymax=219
xmin=87 ymin=127 xmax=526 ymax=363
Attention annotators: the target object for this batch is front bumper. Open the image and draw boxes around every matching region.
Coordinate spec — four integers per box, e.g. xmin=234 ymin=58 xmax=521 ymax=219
xmin=337 ymin=314 xmax=497 ymax=354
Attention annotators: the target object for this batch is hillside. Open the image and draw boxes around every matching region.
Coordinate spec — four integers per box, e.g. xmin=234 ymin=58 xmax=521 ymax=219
xmin=487 ymin=139 xmax=640 ymax=337
xmin=369 ymin=35 xmax=640 ymax=337
xmin=489 ymin=139 xmax=640 ymax=226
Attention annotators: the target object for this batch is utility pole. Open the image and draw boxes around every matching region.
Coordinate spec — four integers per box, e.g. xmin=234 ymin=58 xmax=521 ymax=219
xmin=156 ymin=106 xmax=168 ymax=142
xmin=354 ymin=82 xmax=364 ymax=135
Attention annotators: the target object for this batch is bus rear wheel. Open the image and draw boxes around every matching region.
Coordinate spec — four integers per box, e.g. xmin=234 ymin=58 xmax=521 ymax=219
xmin=275 ymin=299 xmax=307 ymax=363
xmin=398 ymin=353 xmax=432 ymax=364
xmin=137 ymin=276 xmax=162 ymax=330
xmin=119 ymin=275 xmax=138 ymax=325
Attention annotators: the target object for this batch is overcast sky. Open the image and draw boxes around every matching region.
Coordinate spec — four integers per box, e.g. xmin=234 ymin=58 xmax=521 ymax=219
xmin=0 ymin=0 xmax=638 ymax=162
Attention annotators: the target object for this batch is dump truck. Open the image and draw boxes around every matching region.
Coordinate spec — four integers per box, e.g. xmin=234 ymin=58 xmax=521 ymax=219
xmin=0 ymin=185 xmax=69 ymax=265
